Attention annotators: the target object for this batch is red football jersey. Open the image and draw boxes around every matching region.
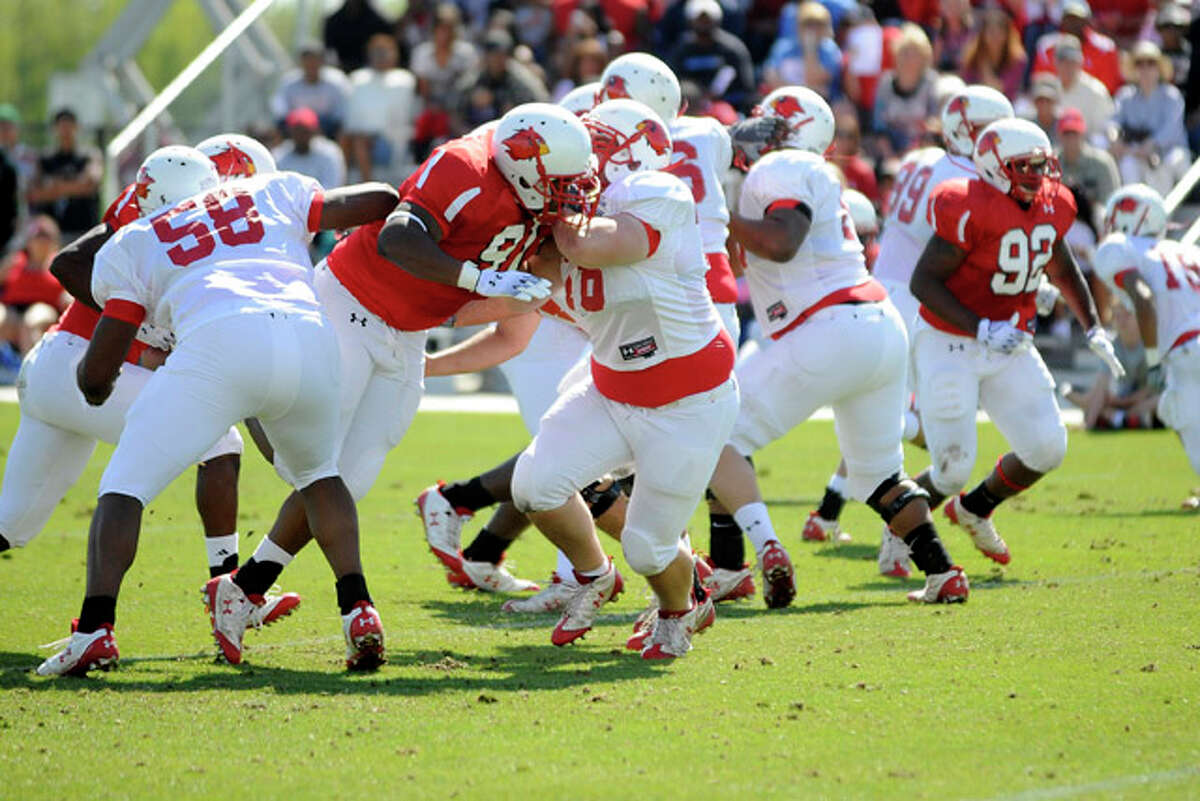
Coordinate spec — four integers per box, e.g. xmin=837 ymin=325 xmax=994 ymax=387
xmin=920 ymin=178 xmax=1076 ymax=338
xmin=49 ymin=184 xmax=147 ymax=363
xmin=327 ymin=127 xmax=541 ymax=332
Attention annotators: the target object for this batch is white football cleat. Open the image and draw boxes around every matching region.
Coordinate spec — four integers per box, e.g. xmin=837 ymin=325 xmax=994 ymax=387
xmin=36 ymin=624 xmax=119 ymax=677
xmin=802 ymin=511 xmax=852 ymax=543
xmin=641 ymin=596 xmax=715 ymax=660
xmin=625 ymin=598 xmax=661 ymax=651
xmin=342 ymin=601 xmax=386 ymax=671
xmin=551 ymin=558 xmax=623 ymax=646
xmin=450 ymin=558 xmax=540 ymax=593
xmin=502 ymin=573 xmax=578 ymax=613
xmin=203 ymin=574 xmax=257 ymax=664
xmin=415 ymin=482 xmax=469 ymax=571
xmin=702 ymin=557 xmax=756 ymax=602
xmin=906 ymin=565 xmax=969 ymax=603
xmin=944 ymin=495 xmax=1011 ymax=565
xmin=878 ymin=526 xmax=913 ymax=578
xmin=247 ymin=587 xmax=301 ymax=629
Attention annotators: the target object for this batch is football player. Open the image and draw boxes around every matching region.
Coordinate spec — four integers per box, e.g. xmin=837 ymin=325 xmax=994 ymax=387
xmin=1093 ymin=184 xmax=1200 ymax=484
xmin=909 ymin=118 xmax=1123 ymax=564
xmin=38 ymin=146 xmax=399 ymax=676
xmin=803 ymin=86 xmax=1013 ymax=579
xmin=512 ymin=98 xmax=739 ymax=659
xmin=219 ymin=104 xmax=595 ymax=606
xmin=710 ymin=86 xmax=969 ymax=606
xmin=0 ymin=135 xmax=285 ymax=596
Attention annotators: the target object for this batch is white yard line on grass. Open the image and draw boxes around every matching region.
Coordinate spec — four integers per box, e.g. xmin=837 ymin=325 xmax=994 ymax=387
xmin=967 ymin=764 xmax=1200 ymax=801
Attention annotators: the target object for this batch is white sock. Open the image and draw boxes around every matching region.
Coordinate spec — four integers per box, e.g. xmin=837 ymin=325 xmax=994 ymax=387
xmin=733 ymin=502 xmax=777 ymax=554
xmin=576 ymin=557 xmax=609 ymax=579
xmin=204 ymin=533 xmax=238 ymax=569
xmin=251 ymin=537 xmax=295 ymax=567
xmin=902 ymin=409 xmax=921 ymax=442
xmin=680 ymin=531 xmax=693 ymax=553
xmin=555 ymin=549 xmax=579 ymax=584
xmin=827 ymin=472 xmax=846 ymax=495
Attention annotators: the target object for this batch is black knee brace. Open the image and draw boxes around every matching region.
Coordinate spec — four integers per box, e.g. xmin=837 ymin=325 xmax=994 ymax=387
xmin=582 ymin=479 xmax=623 ymax=519
xmin=866 ymin=474 xmax=929 ymax=524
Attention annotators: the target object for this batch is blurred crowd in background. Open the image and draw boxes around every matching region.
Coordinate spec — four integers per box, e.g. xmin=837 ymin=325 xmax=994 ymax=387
xmin=0 ymin=0 xmax=1196 ymax=413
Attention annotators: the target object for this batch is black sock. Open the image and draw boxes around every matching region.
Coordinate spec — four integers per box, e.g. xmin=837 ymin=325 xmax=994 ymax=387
xmin=232 ymin=558 xmax=284 ymax=597
xmin=440 ymin=477 xmax=495 ymax=513
xmin=692 ymin=562 xmax=709 ymax=604
xmin=709 ymin=513 xmax=744 ymax=569
xmin=816 ymin=485 xmax=846 ymax=521
xmin=335 ymin=573 xmax=372 ymax=615
xmin=209 ymin=553 xmax=239 ymax=578
xmin=902 ymin=523 xmax=953 ymax=575
xmin=0 ymin=533 xmax=10 ymax=552
xmin=461 ymin=528 xmax=510 ymax=564
xmin=78 ymin=595 xmax=117 ymax=633
xmin=960 ymin=480 xmax=1004 ymax=519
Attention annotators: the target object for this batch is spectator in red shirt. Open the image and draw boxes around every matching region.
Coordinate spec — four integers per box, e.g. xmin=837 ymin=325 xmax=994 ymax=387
xmin=829 ymin=110 xmax=879 ymax=204
xmin=1032 ymin=0 xmax=1122 ymax=95
xmin=0 ymin=215 xmax=65 ymax=355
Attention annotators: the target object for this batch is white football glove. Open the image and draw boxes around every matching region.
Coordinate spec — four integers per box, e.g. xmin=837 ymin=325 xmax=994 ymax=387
xmin=135 ymin=322 xmax=176 ymax=351
xmin=1034 ymin=278 xmax=1060 ymax=316
xmin=1087 ymin=326 xmax=1125 ymax=380
xmin=460 ymin=262 xmax=552 ymax=303
xmin=976 ymin=315 xmax=1032 ymax=355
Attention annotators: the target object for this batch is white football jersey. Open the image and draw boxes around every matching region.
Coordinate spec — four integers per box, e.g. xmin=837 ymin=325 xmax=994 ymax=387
xmin=1094 ymin=233 xmax=1200 ymax=353
xmin=738 ymin=149 xmax=868 ymax=339
xmin=873 ymin=148 xmax=976 ymax=285
xmin=667 ymin=115 xmax=732 ymax=255
xmin=92 ymin=171 xmax=324 ymax=342
xmin=560 ymin=170 xmax=721 ymax=372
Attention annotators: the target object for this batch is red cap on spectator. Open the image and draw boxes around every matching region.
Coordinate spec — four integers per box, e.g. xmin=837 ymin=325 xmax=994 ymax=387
xmin=1057 ymin=107 xmax=1086 ymax=135
xmin=286 ymin=107 xmax=319 ymax=130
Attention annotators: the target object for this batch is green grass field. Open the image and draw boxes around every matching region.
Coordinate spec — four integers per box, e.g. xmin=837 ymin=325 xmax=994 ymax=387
xmin=1 ymin=404 xmax=1197 ymax=800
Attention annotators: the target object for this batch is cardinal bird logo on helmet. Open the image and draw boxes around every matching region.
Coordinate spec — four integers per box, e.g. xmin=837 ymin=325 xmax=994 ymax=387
xmin=635 ymin=119 xmax=670 ymax=156
xmin=503 ymin=127 xmax=550 ymax=161
xmin=771 ymin=95 xmax=805 ymax=119
xmin=605 ymin=75 xmax=630 ymax=100
xmin=208 ymin=144 xmax=256 ymax=178
xmin=947 ymin=95 xmax=970 ymax=128
xmin=134 ymin=167 xmax=153 ymax=200
xmin=977 ymin=129 xmax=1003 ymax=164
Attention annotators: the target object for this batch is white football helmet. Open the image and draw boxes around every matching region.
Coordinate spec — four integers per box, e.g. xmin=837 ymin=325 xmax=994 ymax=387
xmin=559 ymin=82 xmax=602 ymax=117
xmin=754 ymin=86 xmax=835 ymax=155
xmin=583 ymin=99 xmax=672 ymax=188
xmin=941 ymin=85 xmax=1014 ymax=157
xmin=973 ymin=118 xmax=1060 ymax=202
xmin=135 ymin=145 xmax=220 ymax=215
xmin=196 ymin=133 xmax=277 ymax=179
xmin=843 ymin=189 xmax=878 ymax=237
xmin=492 ymin=103 xmax=599 ymax=222
xmin=1103 ymin=183 xmax=1167 ymax=238
xmin=598 ymin=53 xmax=682 ymax=124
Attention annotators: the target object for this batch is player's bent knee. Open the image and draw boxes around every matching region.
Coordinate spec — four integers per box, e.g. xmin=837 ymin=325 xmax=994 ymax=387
xmin=511 ymin=449 xmax=574 ymax=514
xmin=1018 ymin=422 xmax=1067 ymax=474
xmin=866 ymin=474 xmax=929 ymax=523
xmin=931 ymin=455 xmax=971 ymax=497
xmin=621 ymin=528 xmax=677 ymax=576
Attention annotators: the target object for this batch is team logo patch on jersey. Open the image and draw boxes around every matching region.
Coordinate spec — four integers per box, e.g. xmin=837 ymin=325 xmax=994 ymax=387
xmin=619 ymin=336 xmax=659 ymax=360
xmin=767 ymin=300 xmax=788 ymax=322
xmin=502 ymin=127 xmax=550 ymax=161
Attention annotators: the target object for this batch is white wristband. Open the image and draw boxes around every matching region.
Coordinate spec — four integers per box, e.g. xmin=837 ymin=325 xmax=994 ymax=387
xmin=1144 ymin=346 xmax=1160 ymax=368
xmin=456 ymin=260 xmax=480 ymax=291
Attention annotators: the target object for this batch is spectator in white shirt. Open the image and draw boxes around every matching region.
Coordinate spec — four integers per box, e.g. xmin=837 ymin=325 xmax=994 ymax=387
xmin=344 ymin=33 xmax=419 ymax=183
xmin=270 ymin=41 xmax=352 ymax=138
xmin=1053 ymin=34 xmax=1112 ymax=150
xmin=273 ymin=107 xmax=347 ymax=190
